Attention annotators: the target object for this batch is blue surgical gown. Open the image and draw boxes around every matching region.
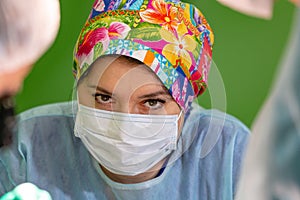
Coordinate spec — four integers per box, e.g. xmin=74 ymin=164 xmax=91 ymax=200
xmin=0 ymin=102 xmax=249 ymax=199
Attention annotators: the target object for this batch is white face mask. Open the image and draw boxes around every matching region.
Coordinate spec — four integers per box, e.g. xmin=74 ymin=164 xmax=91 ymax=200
xmin=74 ymin=104 xmax=182 ymax=176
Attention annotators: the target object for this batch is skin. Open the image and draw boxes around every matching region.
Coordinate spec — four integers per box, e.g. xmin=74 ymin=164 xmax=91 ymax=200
xmin=77 ymin=56 xmax=184 ymax=184
xmin=289 ymin=0 xmax=300 ymax=6
xmin=0 ymin=64 xmax=32 ymax=97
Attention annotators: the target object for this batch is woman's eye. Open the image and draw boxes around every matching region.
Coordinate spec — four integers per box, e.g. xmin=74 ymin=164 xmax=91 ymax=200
xmin=144 ymin=99 xmax=165 ymax=109
xmin=94 ymin=94 xmax=112 ymax=104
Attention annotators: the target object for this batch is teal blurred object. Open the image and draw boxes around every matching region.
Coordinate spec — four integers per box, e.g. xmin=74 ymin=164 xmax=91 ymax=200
xmin=0 ymin=183 xmax=52 ymax=200
xmin=235 ymin=8 xmax=300 ymax=200
xmin=16 ymin=0 xmax=296 ymax=126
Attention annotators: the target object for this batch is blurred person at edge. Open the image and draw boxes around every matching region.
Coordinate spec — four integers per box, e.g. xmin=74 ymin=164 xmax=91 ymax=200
xmin=0 ymin=0 xmax=60 ymax=147
xmin=218 ymin=0 xmax=299 ymax=19
xmin=0 ymin=0 xmax=250 ymax=199
xmin=217 ymin=0 xmax=300 ymax=199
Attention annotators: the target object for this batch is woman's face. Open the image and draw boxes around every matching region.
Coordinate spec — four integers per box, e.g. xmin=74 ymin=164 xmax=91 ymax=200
xmin=77 ymin=56 xmax=182 ymax=116
xmin=77 ymin=56 xmax=185 ymax=183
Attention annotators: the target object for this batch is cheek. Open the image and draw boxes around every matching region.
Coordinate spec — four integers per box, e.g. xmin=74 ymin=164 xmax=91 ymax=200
xmin=78 ymin=93 xmax=90 ymax=106
xmin=163 ymin=101 xmax=183 ymax=138
xmin=165 ymin=100 xmax=181 ymax=115
xmin=77 ymin=85 xmax=94 ymax=107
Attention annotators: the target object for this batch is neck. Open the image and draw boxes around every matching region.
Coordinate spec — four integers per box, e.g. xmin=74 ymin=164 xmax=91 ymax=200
xmin=100 ymin=158 xmax=166 ymax=184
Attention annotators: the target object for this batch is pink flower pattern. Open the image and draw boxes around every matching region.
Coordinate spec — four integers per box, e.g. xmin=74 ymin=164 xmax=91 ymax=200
xmin=77 ymin=22 xmax=131 ymax=57
xmin=93 ymin=0 xmax=105 ymax=12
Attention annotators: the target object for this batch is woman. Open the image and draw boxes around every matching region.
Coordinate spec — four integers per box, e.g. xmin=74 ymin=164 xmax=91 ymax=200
xmin=0 ymin=0 xmax=249 ymax=199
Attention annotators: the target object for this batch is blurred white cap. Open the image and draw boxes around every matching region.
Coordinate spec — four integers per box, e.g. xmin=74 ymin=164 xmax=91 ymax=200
xmin=0 ymin=0 xmax=61 ymax=73
xmin=217 ymin=0 xmax=274 ymax=19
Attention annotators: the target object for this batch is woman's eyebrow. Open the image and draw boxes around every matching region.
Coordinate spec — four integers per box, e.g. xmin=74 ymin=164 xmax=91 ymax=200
xmin=138 ymin=90 xmax=170 ymax=99
xmin=87 ymin=85 xmax=112 ymax=95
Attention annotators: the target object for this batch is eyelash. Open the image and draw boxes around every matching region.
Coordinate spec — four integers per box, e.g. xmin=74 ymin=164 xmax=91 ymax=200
xmin=93 ymin=93 xmax=112 ymax=104
xmin=143 ymin=99 xmax=166 ymax=109
xmin=92 ymin=93 xmax=167 ymax=110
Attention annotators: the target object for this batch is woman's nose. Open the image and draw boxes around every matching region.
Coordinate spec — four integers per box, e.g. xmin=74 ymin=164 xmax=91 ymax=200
xmin=112 ymin=101 xmax=139 ymax=114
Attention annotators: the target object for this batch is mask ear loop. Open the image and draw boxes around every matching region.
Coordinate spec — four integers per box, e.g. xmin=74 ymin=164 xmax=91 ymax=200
xmin=177 ymin=109 xmax=183 ymax=121
xmin=175 ymin=109 xmax=184 ymax=141
xmin=76 ymin=91 xmax=80 ymax=110
xmin=71 ymin=80 xmax=83 ymax=139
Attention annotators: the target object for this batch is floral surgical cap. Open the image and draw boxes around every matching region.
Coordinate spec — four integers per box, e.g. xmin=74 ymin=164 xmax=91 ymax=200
xmin=73 ymin=0 xmax=214 ymax=111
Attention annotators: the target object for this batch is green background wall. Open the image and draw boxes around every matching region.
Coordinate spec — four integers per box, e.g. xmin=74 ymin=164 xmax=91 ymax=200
xmin=15 ymin=0 xmax=296 ymax=127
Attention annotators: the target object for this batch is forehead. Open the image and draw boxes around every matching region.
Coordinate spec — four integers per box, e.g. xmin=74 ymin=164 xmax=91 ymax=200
xmin=84 ymin=56 xmax=164 ymax=91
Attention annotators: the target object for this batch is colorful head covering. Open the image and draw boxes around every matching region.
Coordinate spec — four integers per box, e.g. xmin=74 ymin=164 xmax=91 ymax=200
xmin=73 ymin=0 xmax=214 ymax=111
